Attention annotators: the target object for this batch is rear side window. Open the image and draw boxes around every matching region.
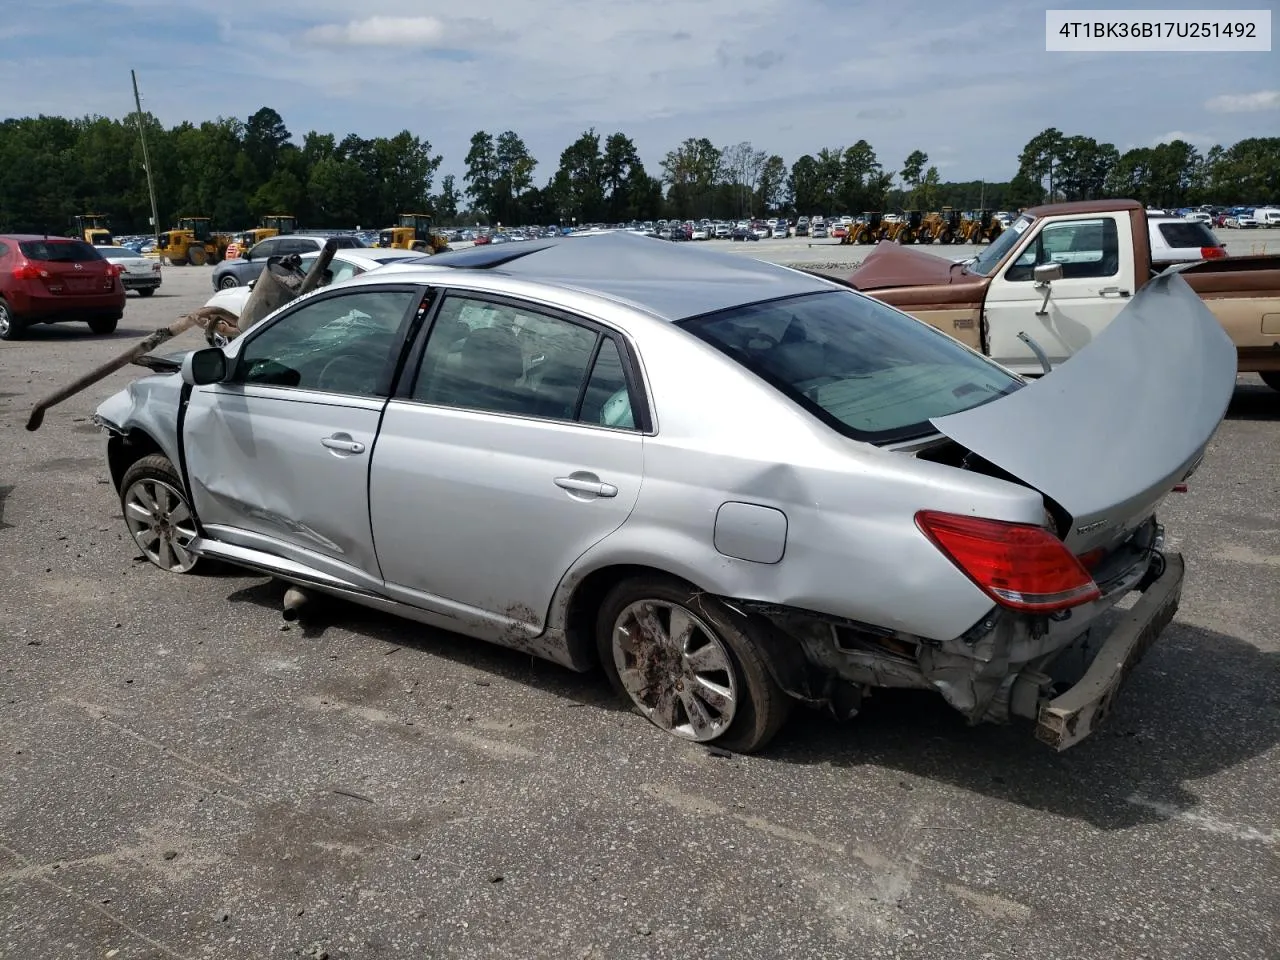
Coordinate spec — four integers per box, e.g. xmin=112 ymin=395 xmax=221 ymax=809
xmin=18 ymin=240 xmax=102 ymax=262
xmin=1157 ymin=222 xmax=1219 ymax=250
xmin=682 ymin=290 xmax=1021 ymax=444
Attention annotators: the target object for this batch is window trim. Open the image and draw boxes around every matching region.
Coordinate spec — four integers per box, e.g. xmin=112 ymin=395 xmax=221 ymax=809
xmin=1003 ymin=217 xmax=1120 ymax=283
xmin=392 ymin=288 xmax=654 ymax=433
xmin=228 ymin=282 xmax=429 ymax=399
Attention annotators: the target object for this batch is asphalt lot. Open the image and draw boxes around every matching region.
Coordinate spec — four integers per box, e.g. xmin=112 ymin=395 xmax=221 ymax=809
xmin=2 ymin=252 xmax=1278 ymax=960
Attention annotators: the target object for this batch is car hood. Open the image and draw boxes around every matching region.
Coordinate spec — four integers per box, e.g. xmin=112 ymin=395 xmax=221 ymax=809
xmin=929 ymin=272 xmax=1236 ymax=552
xmin=846 ymin=241 xmax=979 ymax=291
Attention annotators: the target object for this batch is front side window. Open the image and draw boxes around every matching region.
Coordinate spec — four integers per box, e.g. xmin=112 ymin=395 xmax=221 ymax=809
xmin=235 ymin=288 xmax=419 ymax=397
xmin=411 ymin=294 xmax=639 ymax=428
xmin=682 ymin=290 xmax=1020 ymax=443
xmin=1005 ymin=218 xmax=1119 ymax=281
xmin=248 ymin=239 xmax=277 ymax=260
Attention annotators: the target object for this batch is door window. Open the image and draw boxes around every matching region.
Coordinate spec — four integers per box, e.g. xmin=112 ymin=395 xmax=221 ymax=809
xmin=248 ymin=238 xmax=278 ymax=261
xmin=1006 ymin=218 xmax=1119 ymax=281
xmin=234 ymin=288 xmax=420 ymax=397
xmin=411 ymin=295 xmax=640 ymax=428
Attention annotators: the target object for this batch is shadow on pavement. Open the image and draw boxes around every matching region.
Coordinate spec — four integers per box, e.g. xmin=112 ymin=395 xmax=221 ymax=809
xmin=1226 ymin=381 xmax=1280 ymax=422
xmin=223 ymin=578 xmax=620 ymax=711
xmin=763 ymin=621 xmax=1278 ymax=831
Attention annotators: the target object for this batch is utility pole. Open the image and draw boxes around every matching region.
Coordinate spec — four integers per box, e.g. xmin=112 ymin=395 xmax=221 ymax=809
xmin=131 ymin=70 xmax=161 ymax=246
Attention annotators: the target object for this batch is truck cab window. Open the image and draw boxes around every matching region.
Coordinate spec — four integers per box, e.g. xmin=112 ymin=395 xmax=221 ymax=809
xmin=1006 ymin=218 xmax=1120 ymax=282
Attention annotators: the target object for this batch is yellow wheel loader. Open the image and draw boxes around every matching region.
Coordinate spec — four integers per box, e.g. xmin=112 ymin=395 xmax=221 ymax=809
xmin=378 ymin=213 xmax=451 ymax=253
xmin=154 ymin=217 xmax=235 ymax=266
xmin=73 ymin=214 xmax=114 ymax=246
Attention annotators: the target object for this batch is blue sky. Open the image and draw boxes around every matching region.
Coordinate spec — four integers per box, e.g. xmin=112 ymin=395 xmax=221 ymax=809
xmin=1 ymin=0 xmax=1275 ymax=185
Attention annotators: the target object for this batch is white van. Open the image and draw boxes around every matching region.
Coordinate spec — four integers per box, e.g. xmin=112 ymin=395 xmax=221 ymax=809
xmin=1254 ymin=208 xmax=1280 ymax=227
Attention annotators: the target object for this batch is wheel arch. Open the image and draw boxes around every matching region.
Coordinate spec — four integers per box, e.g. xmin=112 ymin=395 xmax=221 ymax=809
xmin=106 ymin=428 xmax=166 ymax=494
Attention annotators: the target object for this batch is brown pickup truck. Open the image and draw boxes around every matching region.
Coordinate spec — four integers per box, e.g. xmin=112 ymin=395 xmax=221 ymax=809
xmin=843 ymin=199 xmax=1280 ymax=389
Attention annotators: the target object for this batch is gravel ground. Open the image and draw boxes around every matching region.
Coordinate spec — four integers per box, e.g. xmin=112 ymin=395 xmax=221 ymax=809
xmin=1 ymin=257 xmax=1278 ymax=960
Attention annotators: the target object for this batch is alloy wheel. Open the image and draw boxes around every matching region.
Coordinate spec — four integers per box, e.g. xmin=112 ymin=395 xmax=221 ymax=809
xmin=612 ymin=599 xmax=739 ymax=742
xmin=123 ymin=476 xmax=199 ymax=572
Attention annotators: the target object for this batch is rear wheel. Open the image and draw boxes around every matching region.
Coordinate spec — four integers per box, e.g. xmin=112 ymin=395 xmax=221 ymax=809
xmin=0 ymin=298 xmax=22 ymax=340
xmin=1260 ymin=371 xmax=1280 ymax=393
xmin=137 ymin=288 xmax=156 ymax=297
xmin=88 ymin=316 xmax=118 ymax=335
xmin=597 ymin=575 xmax=791 ymax=752
xmin=120 ymin=454 xmax=201 ymax=574
xmin=187 ymin=246 xmax=208 ymax=267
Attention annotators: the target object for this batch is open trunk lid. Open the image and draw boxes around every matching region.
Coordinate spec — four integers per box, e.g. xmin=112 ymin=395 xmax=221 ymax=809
xmin=929 ymin=272 xmax=1236 ymax=553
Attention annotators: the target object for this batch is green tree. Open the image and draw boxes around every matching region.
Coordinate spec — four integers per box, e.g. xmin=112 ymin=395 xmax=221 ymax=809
xmin=660 ymin=137 xmax=720 ymax=219
xmin=901 ymin=149 xmax=928 ymax=207
xmin=463 ymin=131 xmax=497 ymax=221
xmin=493 ymin=130 xmax=536 ymax=224
xmin=552 ymin=129 xmax=605 ymax=223
xmin=436 ymin=174 xmax=461 ymax=222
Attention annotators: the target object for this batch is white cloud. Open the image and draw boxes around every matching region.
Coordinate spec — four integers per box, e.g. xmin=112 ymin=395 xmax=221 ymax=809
xmin=1152 ymin=131 xmax=1214 ymax=148
xmin=303 ymin=16 xmax=446 ymax=47
xmin=1204 ymin=90 xmax=1280 ymax=113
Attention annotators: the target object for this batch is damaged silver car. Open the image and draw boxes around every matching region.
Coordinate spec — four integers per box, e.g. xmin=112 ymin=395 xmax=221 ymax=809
xmin=94 ymin=233 xmax=1236 ymax=752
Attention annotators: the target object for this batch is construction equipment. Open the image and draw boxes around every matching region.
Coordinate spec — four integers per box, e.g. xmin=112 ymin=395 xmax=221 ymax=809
xmin=154 ymin=217 xmax=236 ymax=267
xmin=378 ymin=214 xmax=450 ymax=253
xmin=25 ymin=240 xmax=340 ymax=432
xmin=73 ymin=215 xmax=114 ymax=246
xmin=918 ymin=212 xmax=942 ymax=245
xmin=918 ymin=207 xmax=963 ymax=245
xmin=239 ymin=214 xmax=298 ymax=248
xmin=958 ymin=210 xmax=1002 ymax=244
xmin=843 ymin=212 xmax=883 ymax=245
xmin=883 ymin=210 xmax=923 ymax=244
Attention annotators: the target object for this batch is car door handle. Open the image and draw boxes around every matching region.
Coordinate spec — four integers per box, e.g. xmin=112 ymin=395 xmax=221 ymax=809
xmin=554 ymin=476 xmax=618 ymax=498
xmin=321 ymin=435 xmax=365 ymax=454
xmin=1098 ymin=286 xmax=1130 ymax=297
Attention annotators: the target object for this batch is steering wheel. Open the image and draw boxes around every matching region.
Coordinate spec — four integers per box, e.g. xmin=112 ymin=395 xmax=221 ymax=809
xmin=316 ymin=354 xmax=378 ymax=393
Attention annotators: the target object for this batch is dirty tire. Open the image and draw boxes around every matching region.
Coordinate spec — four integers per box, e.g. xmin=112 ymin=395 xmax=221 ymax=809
xmin=137 ymin=287 xmax=156 ymax=297
xmin=0 ymin=297 xmax=22 ymax=340
xmin=119 ymin=454 xmax=203 ymax=575
xmin=596 ymin=575 xmax=790 ymax=753
xmin=1260 ymin=371 xmax=1280 ymax=393
xmin=88 ymin=316 xmax=118 ymax=335
xmin=187 ymin=246 xmax=208 ymax=267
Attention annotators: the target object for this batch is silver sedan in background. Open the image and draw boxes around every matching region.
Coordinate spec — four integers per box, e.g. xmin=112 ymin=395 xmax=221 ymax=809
xmin=94 ymin=233 xmax=1234 ymax=752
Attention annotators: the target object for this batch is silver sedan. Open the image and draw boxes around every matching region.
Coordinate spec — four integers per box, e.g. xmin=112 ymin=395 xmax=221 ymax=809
xmin=94 ymin=233 xmax=1235 ymax=752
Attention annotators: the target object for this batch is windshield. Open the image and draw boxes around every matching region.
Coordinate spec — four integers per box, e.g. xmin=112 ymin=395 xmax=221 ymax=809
xmin=681 ymin=290 xmax=1022 ymax=443
xmin=965 ymin=215 xmax=1033 ymax=276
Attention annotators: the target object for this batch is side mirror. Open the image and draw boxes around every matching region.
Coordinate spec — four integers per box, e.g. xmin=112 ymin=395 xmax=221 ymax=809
xmin=1033 ymin=262 xmax=1063 ymax=285
xmin=182 ymin=347 xmax=227 ymax=386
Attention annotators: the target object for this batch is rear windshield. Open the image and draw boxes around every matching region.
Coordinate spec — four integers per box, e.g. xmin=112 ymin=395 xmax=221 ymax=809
xmin=97 ymin=247 xmax=137 ymax=259
xmin=1157 ymin=222 xmax=1219 ymax=250
xmin=681 ymin=290 xmax=1022 ymax=443
xmin=19 ymin=240 xmax=103 ymax=262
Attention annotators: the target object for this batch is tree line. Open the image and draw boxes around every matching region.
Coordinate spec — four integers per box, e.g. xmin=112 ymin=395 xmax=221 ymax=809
xmin=0 ymin=108 xmax=1276 ymax=235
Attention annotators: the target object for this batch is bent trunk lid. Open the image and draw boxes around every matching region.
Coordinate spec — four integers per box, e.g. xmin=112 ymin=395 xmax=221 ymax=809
xmin=929 ymin=272 xmax=1236 ymax=553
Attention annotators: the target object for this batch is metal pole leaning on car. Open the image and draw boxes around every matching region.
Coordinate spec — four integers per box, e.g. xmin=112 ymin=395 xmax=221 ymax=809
xmin=23 ymin=306 xmax=240 ymax=432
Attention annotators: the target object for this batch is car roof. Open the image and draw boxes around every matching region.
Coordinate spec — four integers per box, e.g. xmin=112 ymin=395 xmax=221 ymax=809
xmin=372 ymin=232 xmax=833 ymax=321
xmin=1 ymin=234 xmax=89 ymax=242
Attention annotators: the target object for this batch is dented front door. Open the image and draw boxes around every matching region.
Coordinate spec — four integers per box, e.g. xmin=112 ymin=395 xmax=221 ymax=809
xmin=182 ymin=286 xmax=424 ymax=585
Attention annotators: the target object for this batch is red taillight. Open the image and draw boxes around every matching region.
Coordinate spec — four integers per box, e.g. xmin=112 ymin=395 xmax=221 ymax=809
xmin=1200 ymin=246 xmax=1227 ymax=259
xmin=12 ymin=262 xmax=42 ymax=280
xmin=105 ymin=263 xmax=122 ymax=277
xmin=915 ymin=511 xmax=1101 ymax=613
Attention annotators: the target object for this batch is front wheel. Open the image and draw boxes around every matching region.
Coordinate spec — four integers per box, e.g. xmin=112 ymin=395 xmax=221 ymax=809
xmin=218 ymin=274 xmax=239 ymax=289
xmin=187 ymin=246 xmax=208 ymax=267
xmin=120 ymin=454 xmax=202 ymax=574
xmin=1260 ymin=371 xmax=1280 ymax=393
xmin=597 ymin=576 xmax=790 ymax=752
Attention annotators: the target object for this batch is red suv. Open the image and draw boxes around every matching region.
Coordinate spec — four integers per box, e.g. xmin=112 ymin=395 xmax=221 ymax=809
xmin=0 ymin=235 xmax=126 ymax=340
